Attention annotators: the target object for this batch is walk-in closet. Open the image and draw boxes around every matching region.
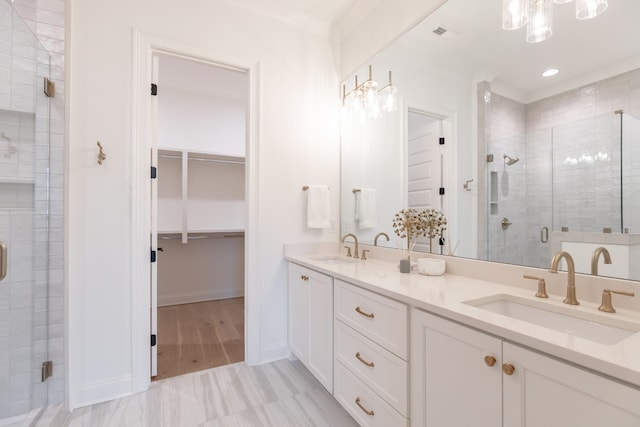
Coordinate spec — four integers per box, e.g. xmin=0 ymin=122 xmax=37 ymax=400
xmin=152 ymin=54 xmax=248 ymax=380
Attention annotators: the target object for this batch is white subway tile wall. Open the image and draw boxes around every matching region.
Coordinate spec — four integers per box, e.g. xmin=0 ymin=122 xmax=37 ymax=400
xmin=484 ymin=93 xmax=527 ymax=266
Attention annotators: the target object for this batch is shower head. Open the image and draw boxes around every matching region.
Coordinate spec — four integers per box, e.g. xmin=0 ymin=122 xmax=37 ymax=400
xmin=503 ymin=154 xmax=519 ymax=166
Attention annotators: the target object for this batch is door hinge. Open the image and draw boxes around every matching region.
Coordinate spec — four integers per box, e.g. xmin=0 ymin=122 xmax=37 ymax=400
xmin=151 ymin=166 xmax=157 ymax=179
xmin=151 ymin=334 xmax=157 ymax=347
xmin=439 ymin=137 xmax=445 ymax=145
xmin=151 ymin=249 xmax=156 ymax=263
xmin=41 ymin=361 xmax=53 ymax=382
xmin=439 ymin=187 xmax=445 ymax=195
xmin=151 ymin=83 xmax=158 ymax=96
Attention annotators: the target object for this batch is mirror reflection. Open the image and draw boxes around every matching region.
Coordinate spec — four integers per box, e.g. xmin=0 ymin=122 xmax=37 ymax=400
xmin=340 ymin=0 xmax=640 ymax=280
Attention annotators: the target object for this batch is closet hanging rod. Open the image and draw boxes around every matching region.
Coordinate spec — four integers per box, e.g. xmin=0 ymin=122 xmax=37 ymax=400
xmin=157 ymin=154 xmax=245 ymax=165
xmin=159 ymin=233 xmax=243 ymax=240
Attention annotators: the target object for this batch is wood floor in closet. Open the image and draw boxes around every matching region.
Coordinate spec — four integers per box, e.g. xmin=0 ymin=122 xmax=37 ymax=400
xmin=154 ymin=297 xmax=245 ymax=381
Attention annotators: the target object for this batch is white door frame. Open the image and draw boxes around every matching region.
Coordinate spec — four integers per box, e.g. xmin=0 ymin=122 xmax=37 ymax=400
xmin=131 ymin=30 xmax=260 ymax=393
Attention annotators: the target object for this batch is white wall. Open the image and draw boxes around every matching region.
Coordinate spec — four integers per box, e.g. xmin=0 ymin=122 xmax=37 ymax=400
xmin=341 ymin=106 xmax=403 ymax=245
xmin=68 ymin=0 xmax=340 ymax=409
xmin=157 ymin=236 xmax=244 ymax=306
xmin=158 ymin=88 xmax=246 ymax=157
xmin=333 ymin=0 xmax=447 ymax=80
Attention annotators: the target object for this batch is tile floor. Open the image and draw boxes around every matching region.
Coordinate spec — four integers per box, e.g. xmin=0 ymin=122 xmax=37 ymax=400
xmin=35 ymin=359 xmax=358 ymax=427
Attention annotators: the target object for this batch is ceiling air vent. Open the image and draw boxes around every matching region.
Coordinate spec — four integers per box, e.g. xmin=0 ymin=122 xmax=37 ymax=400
xmin=432 ymin=26 xmax=459 ymax=40
xmin=433 ymin=26 xmax=447 ymax=36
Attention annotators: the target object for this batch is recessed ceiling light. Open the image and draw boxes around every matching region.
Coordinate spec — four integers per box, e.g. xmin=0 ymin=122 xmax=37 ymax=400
xmin=542 ymin=68 xmax=559 ymax=77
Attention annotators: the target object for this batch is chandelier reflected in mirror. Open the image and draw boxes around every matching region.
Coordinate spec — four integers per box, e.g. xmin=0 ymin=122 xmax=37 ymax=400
xmin=502 ymin=0 xmax=608 ymax=43
xmin=342 ymin=65 xmax=397 ymax=119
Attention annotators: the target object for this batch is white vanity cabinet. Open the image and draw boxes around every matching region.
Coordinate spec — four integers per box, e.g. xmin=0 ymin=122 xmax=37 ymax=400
xmin=503 ymin=342 xmax=640 ymax=427
xmin=288 ymin=263 xmax=333 ymax=392
xmin=334 ymin=280 xmax=409 ymax=427
xmin=412 ymin=309 xmax=640 ymax=427
xmin=411 ymin=309 xmax=502 ymax=427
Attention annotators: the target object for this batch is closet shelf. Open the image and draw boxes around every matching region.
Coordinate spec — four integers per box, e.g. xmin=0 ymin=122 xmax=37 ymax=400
xmin=159 ymin=230 xmax=244 ymax=240
xmin=158 ymin=148 xmax=245 ymax=164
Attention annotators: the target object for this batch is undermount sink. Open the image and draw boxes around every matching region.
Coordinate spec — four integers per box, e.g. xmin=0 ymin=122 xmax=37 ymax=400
xmin=311 ymin=255 xmax=360 ymax=265
xmin=464 ymin=294 xmax=640 ymax=345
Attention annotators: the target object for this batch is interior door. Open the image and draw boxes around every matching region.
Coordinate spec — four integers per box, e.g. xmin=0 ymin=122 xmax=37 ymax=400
xmin=150 ymin=54 xmax=159 ymax=377
xmin=407 ymin=111 xmax=444 ymax=252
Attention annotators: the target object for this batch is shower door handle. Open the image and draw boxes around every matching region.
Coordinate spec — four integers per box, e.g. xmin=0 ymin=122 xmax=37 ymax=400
xmin=0 ymin=241 xmax=6 ymax=281
xmin=540 ymin=227 xmax=549 ymax=243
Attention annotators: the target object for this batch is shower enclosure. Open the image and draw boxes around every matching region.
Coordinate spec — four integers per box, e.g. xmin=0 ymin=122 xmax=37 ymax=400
xmin=485 ymin=111 xmax=640 ymax=273
xmin=0 ymin=1 xmax=53 ymax=425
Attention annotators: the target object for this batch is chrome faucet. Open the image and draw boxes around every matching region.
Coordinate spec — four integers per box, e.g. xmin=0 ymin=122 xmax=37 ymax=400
xmin=341 ymin=233 xmax=359 ymax=259
xmin=550 ymin=251 xmax=578 ymax=305
xmin=374 ymin=232 xmax=390 ymax=246
xmin=591 ymin=247 xmax=612 ymax=276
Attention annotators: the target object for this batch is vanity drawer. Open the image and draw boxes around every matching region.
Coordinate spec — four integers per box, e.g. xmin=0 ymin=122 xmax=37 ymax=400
xmin=335 ymin=320 xmax=408 ymax=416
xmin=334 ymin=361 xmax=408 ymax=427
xmin=334 ymin=280 xmax=408 ymax=359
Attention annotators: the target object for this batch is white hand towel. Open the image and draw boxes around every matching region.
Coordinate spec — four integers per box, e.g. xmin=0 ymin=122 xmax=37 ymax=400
xmin=357 ymin=188 xmax=378 ymax=229
xmin=306 ymin=185 xmax=331 ymax=229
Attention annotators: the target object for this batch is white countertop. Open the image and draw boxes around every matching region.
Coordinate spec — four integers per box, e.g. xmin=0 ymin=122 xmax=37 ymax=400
xmin=285 ymin=248 xmax=640 ymax=388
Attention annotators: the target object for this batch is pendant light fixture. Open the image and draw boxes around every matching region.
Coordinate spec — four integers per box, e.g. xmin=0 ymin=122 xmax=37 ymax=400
xmin=502 ymin=0 xmax=529 ymax=30
xmin=342 ymin=65 xmax=397 ymax=119
xmin=503 ymin=0 xmax=608 ymax=43
xmin=576 ymin=0 xmax=608 ymax=20
xmin=526 ymin=0 xmax=553 ymax=43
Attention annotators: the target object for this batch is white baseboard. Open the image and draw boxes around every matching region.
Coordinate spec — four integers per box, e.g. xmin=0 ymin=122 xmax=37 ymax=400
xmin=158 ymin=289 xmax=244 ymax=307
xmin=69 ymin=375 xmax=132 ymax=410
xmin=259 ymin=341 xmax=288 ymax=365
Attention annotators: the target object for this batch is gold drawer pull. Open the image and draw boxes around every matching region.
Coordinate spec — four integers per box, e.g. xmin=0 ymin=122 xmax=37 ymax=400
xmin=300 ymin=275 xmax=309 ymax=281
xmin=484 ymin=355 xmax=497 ymax=367
xmin=502 ymin=363 xmax=515 ymax=376
xmin=355 ymin=352 xmax=375 ymax=367
xmin=355 ymin=306 xmax=375 ymax=319
xmin=355 ymin=397 xmax=375 ymax=416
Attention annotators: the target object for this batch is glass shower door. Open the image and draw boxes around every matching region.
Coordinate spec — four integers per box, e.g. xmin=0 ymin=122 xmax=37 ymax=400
xmin=0 ymin=0 xmax=51 ymax=424
xmin=622 ymin=112 xmax=640 ymax=234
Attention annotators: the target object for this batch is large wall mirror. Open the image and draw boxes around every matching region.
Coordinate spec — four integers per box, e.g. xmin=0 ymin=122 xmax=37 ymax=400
xmin=340 ymin=0 xmax=640 ymax=280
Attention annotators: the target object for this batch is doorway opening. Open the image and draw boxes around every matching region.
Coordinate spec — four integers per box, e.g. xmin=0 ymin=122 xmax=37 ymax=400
xmin=151 ymin=53 xmax=248 ymax=381
xmin=406 ymin=108 xmax=452 ymax=254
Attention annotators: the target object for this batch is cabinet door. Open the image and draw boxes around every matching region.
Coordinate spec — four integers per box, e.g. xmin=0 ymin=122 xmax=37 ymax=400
xmin=503 ymin=342 xmax=640 ymax=427
xmin=308 ymin=271 xmax=333 ymax=391
xmin=411 ymin=309 xmax=502 ymax=427
xmin=288 ymin=264 xmax=309 ymax=364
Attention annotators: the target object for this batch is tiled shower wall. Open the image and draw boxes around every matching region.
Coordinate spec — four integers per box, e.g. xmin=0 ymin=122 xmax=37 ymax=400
xmin=481 ymin=68 xmax=640 ymax=269
xmin=9 ymin=0 xmax=65 ymax=407
xmin=0 ymin=2 xmax=51 ymax=418
xmin=482 ymin=91 xmax=528 ymax=266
